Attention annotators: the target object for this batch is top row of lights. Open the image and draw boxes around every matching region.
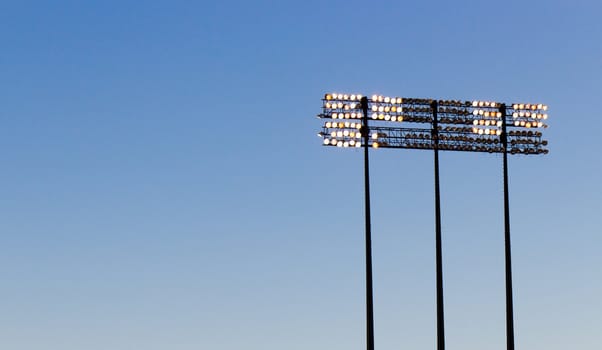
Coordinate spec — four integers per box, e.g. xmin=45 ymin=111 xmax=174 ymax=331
xmin=371 ymin=95 xmax=405 ymax=104
xmin=325 ymin=93 xmax=549 ymax=111
xmin=325 ymin=93 xmax=363 ymax=101
xmin=471 ymin=101 xmax=499 ymax=108
xmin=512 ymin=103 xmax=549 ymax=111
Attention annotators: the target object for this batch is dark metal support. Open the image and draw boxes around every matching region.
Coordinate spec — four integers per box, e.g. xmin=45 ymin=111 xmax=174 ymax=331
xmin=360 ymin=96 xmax=375 ymax=350
xmin=500 ymin=104 xmax=515 ymax=350
xmin=431 ymin=101 xmax=445 ymax=350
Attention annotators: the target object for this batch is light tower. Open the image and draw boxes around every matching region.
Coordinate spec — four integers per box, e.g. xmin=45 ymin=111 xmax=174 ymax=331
xmin=317 ymin=93 xmax=549 ymax=350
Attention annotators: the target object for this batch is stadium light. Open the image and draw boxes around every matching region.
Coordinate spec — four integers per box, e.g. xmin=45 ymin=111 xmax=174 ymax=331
xmin=316 ymin=93 xmax=549 ymax=350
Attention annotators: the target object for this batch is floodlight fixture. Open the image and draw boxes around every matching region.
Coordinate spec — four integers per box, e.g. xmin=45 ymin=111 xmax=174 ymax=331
xmin=316 ymin=92 xmax=549 ymax=350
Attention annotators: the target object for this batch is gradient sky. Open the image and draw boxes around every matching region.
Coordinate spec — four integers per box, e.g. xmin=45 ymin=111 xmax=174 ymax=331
xmin=1 ymin=1 xmax=601 ymax=349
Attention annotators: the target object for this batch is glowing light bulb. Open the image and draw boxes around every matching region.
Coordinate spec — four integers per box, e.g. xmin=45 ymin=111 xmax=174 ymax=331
xmin=372 ymin=142 xmax=379 ymax=148
xmin=323 ymin=139 xmax=330 ymax=145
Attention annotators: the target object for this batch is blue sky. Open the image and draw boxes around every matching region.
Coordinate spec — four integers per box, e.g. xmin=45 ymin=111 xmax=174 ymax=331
xmin=1 ymin=1 xmax=601 ymax=349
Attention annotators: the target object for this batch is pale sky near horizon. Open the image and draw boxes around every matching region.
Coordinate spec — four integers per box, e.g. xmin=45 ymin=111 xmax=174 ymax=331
xmin=1 ymin=1 xmax=601 ymax=349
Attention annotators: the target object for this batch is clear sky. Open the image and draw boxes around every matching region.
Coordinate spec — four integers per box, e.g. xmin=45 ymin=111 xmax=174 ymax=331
xmin=1 ymin=1 xmax=601 ymax=349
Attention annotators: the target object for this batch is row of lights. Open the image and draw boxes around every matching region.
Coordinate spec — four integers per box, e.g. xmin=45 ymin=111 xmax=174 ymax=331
xmin=473 ymin=109 xmax=504 ymax=118
xmin=512 ymin=111 xmax=548 ymax=119
xmin=324 ymin=102 xmax=360 ymax=110
xmin=324 ymin=131 xmax=548 ymax=149
xmin=328 ymin=130 xmax=362 ymax=139
xmin=512 ymin=103 xmax=548 ymax=111
xmin=473 ymin=128 xmax=503 ymax=136
xmin=331 ymin=112 xmax=363 ymax=119
xmin=513 ymin=120 xmax=546 ymax=128
xmin=473 ymin=119 xmax=503 ymax=127
xmin=324 ymin=138 xmax=363 ymax=147
xmin=324 ymin=93 xmax=363 ymax=101
xmin=471 ymin=101 xmax=500 ymax=108
xmin=371 ymin=105 xmax=403 ymax=113
xmin=371 ymin=113 xmax=404 ymax=122
xmin=370 ymin=95 xmax=404 ymax=104
xmin=324 ymin=121 xmax=362 ymax=129
xmin=508 ymin=130 xmax=542 ymax=137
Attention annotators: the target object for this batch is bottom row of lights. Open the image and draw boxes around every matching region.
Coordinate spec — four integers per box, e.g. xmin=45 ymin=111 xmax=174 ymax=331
xmin=323 ymin=139 xmax=362 ymax=147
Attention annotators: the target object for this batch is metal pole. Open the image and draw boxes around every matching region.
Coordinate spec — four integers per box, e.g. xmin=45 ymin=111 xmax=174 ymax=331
xmin=500 ymin=104 xmax=515 ymax=350
xmin=431 ymin=100 xmax=445 ymax=350
xmin=360 ymin=96 xmax=375 ymax=350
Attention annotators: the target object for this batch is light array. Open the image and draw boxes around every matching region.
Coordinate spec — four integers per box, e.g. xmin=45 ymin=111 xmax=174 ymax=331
xmin=318 ymin=93 xmax=549 ymax=154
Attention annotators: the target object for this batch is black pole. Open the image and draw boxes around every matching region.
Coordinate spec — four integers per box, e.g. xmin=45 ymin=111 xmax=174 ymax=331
xmin=431 ymin=100 xmax=445 ymax=350
xmin=500 ymin=104 xmax=515 ymax=350
xmin=360 ymin=96 xmax=375 ymax=350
